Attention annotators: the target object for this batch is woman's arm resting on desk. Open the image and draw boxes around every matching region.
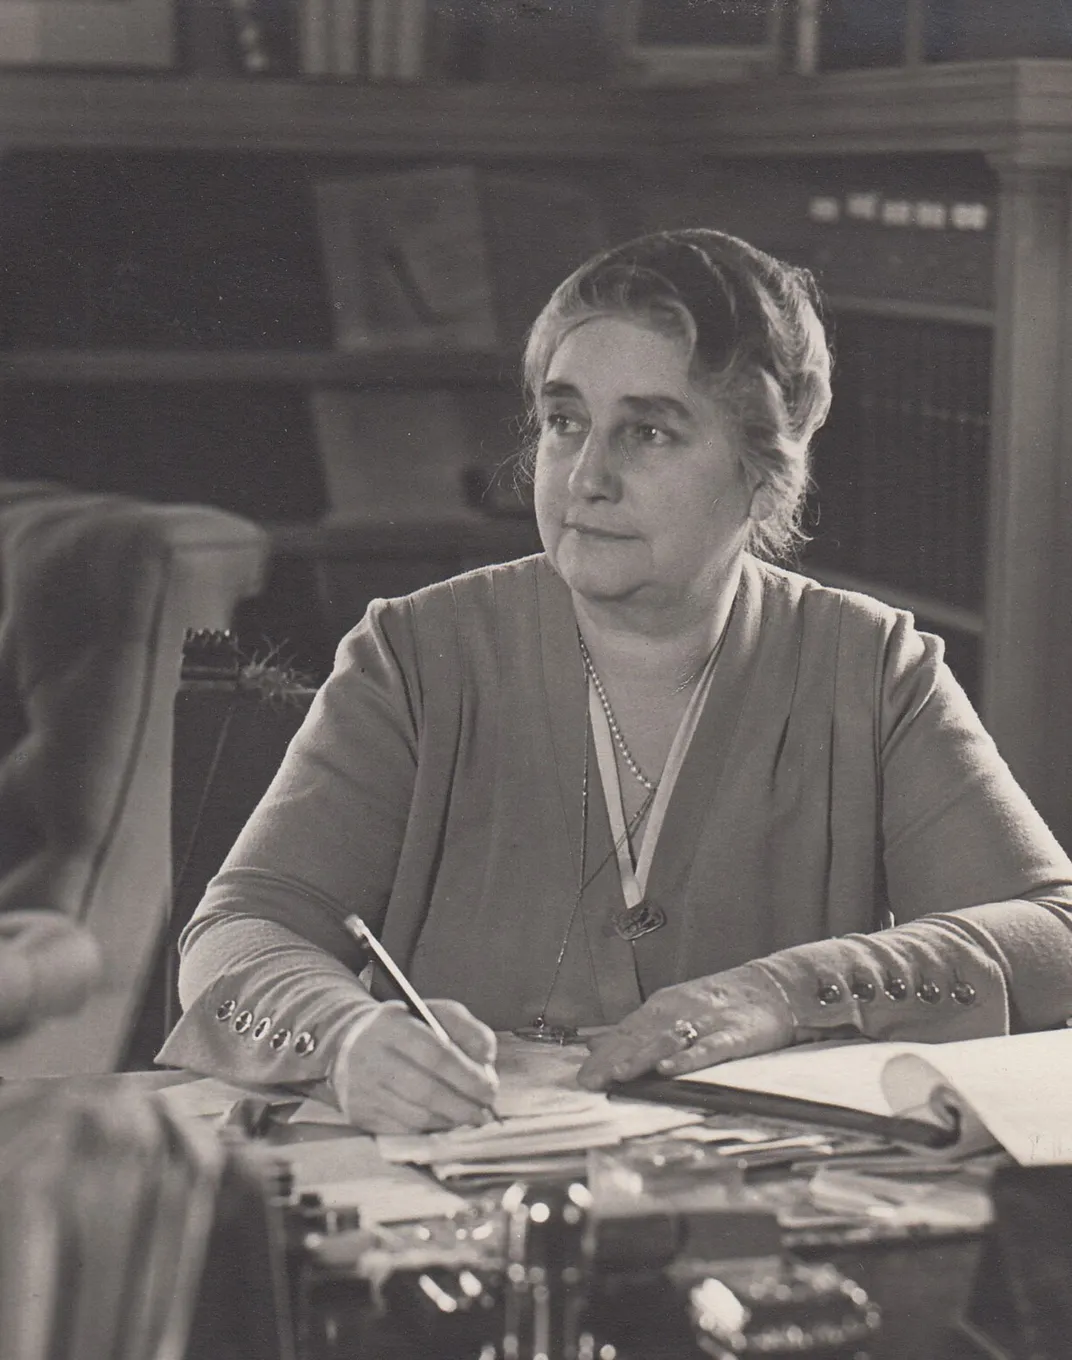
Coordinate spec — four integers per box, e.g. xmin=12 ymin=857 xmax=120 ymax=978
xmin=576 ymin=892 xmax=1072 ymax=1087
xmin=158 ymin=913 xmax=497 ymax=1132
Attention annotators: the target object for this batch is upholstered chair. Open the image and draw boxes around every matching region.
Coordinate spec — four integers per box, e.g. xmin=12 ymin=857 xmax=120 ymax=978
xmin=0 ymin=481 xmax=269 ymax=1078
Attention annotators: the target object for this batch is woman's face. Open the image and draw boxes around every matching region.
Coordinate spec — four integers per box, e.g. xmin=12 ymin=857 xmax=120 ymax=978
xmin=534 ymin=316 xmax=755 ymax=616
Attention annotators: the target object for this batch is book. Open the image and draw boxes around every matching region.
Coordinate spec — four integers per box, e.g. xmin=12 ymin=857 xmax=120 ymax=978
xmin=330 ymin=0 xmax=362 ymax=75
xmin=611 ymin=1031 xmax=1072 ymax=1165
xmin=298 ymin=0 xmax=331 ymax=74
xmin=315 ymin=167 xmax=498 ymax=351
xmin=366 ymin=0 xmax=395 ymax=79
xmin=395 ymin=0 xmax=427 ymax=81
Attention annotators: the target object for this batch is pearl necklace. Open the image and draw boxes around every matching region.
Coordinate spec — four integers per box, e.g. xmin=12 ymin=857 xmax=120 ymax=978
xmin=577 ymin=634 xmax=658 ymax=794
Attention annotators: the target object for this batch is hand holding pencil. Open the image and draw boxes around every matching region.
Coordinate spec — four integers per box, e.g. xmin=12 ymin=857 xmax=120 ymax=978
xmin=332 ymin=915 xmax=499 ymax=1134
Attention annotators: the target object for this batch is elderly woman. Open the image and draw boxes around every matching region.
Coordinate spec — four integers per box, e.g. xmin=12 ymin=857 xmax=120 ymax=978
xmin=160 ymin=229 xmax=1072 ymax=1132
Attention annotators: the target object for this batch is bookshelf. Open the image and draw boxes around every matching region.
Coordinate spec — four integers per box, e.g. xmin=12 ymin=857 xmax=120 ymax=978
xmin=1 ymin=61 xmax=1072 ymax=845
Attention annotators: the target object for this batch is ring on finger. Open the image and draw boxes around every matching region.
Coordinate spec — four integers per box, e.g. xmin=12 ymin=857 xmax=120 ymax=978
xmin=672 ymin=1018 xmax=701 ymax=1049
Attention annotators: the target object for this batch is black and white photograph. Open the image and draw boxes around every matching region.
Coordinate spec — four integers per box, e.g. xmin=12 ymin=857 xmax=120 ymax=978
xmin=1 ymin=2 xmax=1071 ymax=1357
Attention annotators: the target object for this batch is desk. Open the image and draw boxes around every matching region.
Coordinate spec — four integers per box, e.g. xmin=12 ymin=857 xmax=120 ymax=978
xmin=7 ymin=1070 xmax=988 ymax=1360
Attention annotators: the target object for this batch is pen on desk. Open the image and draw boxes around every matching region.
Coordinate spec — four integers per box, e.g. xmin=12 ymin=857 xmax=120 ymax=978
xmin=342 ymin=914 xmax=499 ymax=1123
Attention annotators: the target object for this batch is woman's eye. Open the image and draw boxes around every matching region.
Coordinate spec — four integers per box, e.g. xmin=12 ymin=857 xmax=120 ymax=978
xmin=633 ymin=423 xmax=674 ymax=446
xmin=543 ymin=411 xmax=581 ymax=436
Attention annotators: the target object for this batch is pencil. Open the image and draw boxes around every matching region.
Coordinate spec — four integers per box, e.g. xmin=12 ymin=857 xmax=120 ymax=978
xmin=342 ymin=914 xmax=498 ymax=1122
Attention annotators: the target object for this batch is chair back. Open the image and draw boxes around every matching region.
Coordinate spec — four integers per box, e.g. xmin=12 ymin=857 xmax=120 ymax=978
xmin=0 ymin=482 xmax=268 ymax=1076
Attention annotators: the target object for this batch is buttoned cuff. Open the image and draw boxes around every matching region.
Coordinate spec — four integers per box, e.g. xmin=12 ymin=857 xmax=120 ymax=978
xmin=156 ymin=968 xmax=378 ymax=1088
xmin=751 ymin=923 xmax=1009 ymax=1044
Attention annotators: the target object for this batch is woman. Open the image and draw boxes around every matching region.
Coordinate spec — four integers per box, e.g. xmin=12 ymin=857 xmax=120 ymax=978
xmin=159 ymin=230 xmax=1072 ymax=1132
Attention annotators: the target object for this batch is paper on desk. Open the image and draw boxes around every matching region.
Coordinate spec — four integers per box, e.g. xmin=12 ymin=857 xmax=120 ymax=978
xmin=377 ymin=1034 xmax=700 ymax=1167
xmin=277 ymin=1135 xmax=466 ymax=1223
xmin=287 ymin=1033 xmax=617 ymax=1127
xmin=677 ymin=1030 xmax=1072 ymax=1165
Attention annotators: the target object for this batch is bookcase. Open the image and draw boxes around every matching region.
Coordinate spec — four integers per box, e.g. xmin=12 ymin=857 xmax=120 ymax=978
xmin=1 ymin=64 xmax=1072 ymax=849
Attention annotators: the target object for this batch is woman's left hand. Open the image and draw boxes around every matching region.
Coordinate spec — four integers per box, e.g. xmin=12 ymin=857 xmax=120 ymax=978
xmin=575 ymin=964 xmax=796 ymax=1090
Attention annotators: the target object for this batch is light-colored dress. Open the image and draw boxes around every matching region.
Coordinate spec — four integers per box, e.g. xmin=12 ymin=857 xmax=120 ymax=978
xmin=158 ymin=555 xmax=1072 ymax=1090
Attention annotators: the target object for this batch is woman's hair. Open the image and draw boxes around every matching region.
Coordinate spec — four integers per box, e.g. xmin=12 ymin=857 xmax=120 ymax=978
xmin=521 ymin=228 xmax=833 ymax=561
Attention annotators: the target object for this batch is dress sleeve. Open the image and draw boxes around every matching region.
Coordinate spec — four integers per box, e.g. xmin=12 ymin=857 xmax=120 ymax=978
xmin=156 ymin=598 xmax=419 ymax=1086
xmin=753 ymin=614 xmax=1072 ymax=1042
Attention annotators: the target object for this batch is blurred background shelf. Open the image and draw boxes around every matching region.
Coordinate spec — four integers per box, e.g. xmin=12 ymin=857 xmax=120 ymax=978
xmin=2 ymin=54 xmax=1072 ymax=844
xmin=0 ymin=348 xmax=514 ymax=386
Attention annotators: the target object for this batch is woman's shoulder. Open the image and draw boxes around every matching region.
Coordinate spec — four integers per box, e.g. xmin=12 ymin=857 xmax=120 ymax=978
xmin=383 ymin=553 xmax=550 ymax=618
xmin=364 ymin=553 xmax=554 ymax=654
xmin=749 ymin=557 xmax=909 ymax=635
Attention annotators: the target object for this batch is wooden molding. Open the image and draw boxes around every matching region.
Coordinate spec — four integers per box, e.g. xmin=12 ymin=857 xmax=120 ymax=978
xmin=1 ymin=61 xmax=1072 ymax=165
xmin=653 ymin=60 xmax=1072 ymax=166
xmin=0 ymin=73 xmax=652 ymax=160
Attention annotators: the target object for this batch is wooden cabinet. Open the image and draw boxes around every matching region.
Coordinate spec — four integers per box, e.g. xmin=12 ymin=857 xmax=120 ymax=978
xmin=2 ymin=62 xmax=1071 ymax=845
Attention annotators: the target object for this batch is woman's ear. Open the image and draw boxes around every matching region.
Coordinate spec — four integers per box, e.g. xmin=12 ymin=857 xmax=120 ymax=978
xmin=749 ymin=483 xmax=778 ymax=523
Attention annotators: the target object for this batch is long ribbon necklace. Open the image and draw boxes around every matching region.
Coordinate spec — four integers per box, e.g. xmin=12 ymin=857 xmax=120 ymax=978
xmin=517 ymin=611 xmax=734 ymax=1043
xmin=517 ymin=640 xmax=664 ymax=1045
xmin=515 ymin=738 xmax=657 ymax=1045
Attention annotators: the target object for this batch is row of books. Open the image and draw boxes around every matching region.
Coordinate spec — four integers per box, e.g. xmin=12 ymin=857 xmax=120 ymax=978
xmin=806 ymin=313 xmax=991 ymax=613
xmin=216 ymin=0 xmax=429 ymax=78
xmin=298 ymin=0 xmax=427 ymax=79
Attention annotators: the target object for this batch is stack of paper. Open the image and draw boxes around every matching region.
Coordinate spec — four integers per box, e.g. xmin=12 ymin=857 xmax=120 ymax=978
xmin=376 ymin=1036 xmax=700 ymax=1178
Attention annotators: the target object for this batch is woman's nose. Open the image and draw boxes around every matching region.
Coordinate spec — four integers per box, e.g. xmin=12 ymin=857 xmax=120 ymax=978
xmin=567 ymin=427 xmax=620 ymax=499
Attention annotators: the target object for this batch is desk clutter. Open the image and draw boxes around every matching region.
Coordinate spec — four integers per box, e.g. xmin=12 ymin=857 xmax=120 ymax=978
xmin=129 ymin=1033 xmax=1072 ymax=1359
xmin=6 ymin=1031 xmax=1069 ymax=1358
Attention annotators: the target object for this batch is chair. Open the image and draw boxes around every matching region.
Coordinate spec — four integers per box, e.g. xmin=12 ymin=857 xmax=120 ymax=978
xmin=0 ymin=481 xmax=269 ymax=1077
xmin=125 ymin=631 xmax=315 ymax=1068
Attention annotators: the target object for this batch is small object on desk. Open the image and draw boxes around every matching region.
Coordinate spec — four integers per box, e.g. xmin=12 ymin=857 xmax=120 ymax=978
xmin=220 ymin=1095 xmax=276 ymax=1140
xmin=609 ymin=1073 xmax=958 ymax=1149
xmin=513 ymin=1020 xmax=582 ymax=1045
xmin=686 ymin=1258 xmax=882 ymax=1359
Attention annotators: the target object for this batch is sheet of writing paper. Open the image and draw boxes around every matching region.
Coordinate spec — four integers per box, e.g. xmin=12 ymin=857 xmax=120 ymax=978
xmin=276 ymin=1135 xmax=466 ymax=1222
xmin=287 ymin=1032 xmax=610 ymax=1126
xmin=881 ymin=1030 xmax=1072 ymax=1166
xmin=377 ymin=1034 xmax=700 ymax=1166
xmin=678 ymin=1039 xmax=902 ymax=1116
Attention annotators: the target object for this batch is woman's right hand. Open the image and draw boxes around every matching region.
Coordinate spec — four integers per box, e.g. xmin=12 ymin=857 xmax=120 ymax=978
xmin=333 ymin=999 xmax=499 ymax=1133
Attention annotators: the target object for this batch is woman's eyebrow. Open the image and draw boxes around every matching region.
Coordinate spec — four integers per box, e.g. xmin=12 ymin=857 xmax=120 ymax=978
xmin=621 ymin=394 xmax=694 ymax=422
xmin=540 ymin=380 xmax=581 ymax=400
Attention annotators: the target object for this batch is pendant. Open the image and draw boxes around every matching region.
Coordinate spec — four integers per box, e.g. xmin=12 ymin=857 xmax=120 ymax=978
xmin=513 ymin=1020 xmax=581 ymax=1045
xmin=613 ymin=900 xmax=667 ymax=942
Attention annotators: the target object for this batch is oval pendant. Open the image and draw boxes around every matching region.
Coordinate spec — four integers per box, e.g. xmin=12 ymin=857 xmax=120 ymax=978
xmin=614 ymin=901 xmax=667 ymax=942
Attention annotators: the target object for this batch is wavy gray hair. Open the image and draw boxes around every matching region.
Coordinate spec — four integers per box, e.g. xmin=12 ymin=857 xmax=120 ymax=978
xmin=521 ymin=229 xmax=833 ymax=561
